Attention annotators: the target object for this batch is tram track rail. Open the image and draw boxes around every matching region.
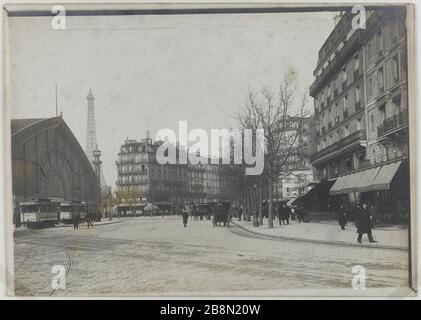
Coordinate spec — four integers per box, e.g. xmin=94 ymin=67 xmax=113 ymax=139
xmin=15 ymin=246 xmax=34 ymax=272
xmin=48 ymin=248 xmax=73 ymax=296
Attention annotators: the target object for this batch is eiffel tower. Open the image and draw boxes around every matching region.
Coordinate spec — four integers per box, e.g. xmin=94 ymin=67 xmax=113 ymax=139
xmin=85 ymin=88 xmax=110 ymax=196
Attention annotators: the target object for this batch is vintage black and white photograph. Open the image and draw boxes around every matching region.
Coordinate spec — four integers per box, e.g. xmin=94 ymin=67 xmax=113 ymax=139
xmin=3 ymin=2 xmax=416 ymax=297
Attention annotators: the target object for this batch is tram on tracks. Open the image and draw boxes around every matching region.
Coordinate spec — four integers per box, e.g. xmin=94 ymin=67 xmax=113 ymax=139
xmin=19 ymin=198 xmax=60 ymax=228
xmin=59 ymin=201 xmax=88 ymax=224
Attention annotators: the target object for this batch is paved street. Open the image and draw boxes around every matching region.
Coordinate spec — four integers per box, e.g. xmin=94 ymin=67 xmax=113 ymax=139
xmin=13 ymin=216 xmax=410 ymax=297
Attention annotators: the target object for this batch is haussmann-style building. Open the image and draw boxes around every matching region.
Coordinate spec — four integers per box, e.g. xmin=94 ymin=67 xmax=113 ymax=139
xmin=309 ymin=7 xmax=409 ymax=223
xmin=115 ymin=135 xmax=242 ymax=215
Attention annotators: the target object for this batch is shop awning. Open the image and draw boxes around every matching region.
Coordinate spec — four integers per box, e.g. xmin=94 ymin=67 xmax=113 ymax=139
xmin=329 ymin=161 xmax=403 ymax=195
xmin=329 ymin=175 xmax=350 ymax=195
xmin=356 ymin=166 xmax=382 ymax=192
xmin=371 ymin=161 xmax=402 ymax=191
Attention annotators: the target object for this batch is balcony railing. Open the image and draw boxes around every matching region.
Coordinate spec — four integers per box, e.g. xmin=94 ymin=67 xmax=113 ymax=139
xmin=310 ymin=129 xmax=366 ymax=163
xmin=377 ymin=110 xmax=408 ymax=138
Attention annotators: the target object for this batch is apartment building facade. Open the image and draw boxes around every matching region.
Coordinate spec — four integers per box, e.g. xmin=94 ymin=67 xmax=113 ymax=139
xmin=115 ymin=137 xmax=242 ymax=214
xmin=309 ymin=8 xmax=409 ymax=222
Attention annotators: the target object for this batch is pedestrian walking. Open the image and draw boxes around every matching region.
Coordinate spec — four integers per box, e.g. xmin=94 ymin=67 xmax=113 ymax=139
xmin=182 ymin=203 xmax=190 ymax=227
xmin=337 ymin=204 xmax=347 ymax=230
xmin=290 ymin=206 xmax=296 ymax=221
xmin=296 ymin=204 xmax=305 ymax=223
xmin=263 ymin=205 xmax=268 ymax=219
xmin=87 ymin=211 xmax=94 ymax=229
xmin=238 ymin=206 xmax=243 ymax=221
xmin=72 ymin=211 xmax=79 ymax=229
xmin=356 ymin=203 xmax=377 ymax=243
xmin=282 ymin=204 xmax=291 ymax=225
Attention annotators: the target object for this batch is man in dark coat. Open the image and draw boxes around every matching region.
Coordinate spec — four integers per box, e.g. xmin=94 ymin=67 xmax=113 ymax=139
xmin=72 ymin=210 xmax=79 ymax=229
xmin=282 ymin=204 xmax=291 ymax=225
xmin=87 ymin=211 xmax=94 ymax=229
xmin=238 ymin=206 xmax=243 ymax=221
xmin=263 ymin=205 xmax=268 ymax=219
xmin=182 ymin=203 xmax=190 ymax=227
xmin=296 ymin=205 xmax=305 ymax=223
xmin=337 ymin=204 xmax=347 ymax=230
xmin=357 ymin=203 xmax=377 ymax=243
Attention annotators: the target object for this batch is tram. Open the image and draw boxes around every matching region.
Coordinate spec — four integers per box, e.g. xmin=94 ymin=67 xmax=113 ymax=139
xmin=19 ymin=199 xmax=60 ymax=228
xmin=59 ymin=201 xmax=88 ymax=224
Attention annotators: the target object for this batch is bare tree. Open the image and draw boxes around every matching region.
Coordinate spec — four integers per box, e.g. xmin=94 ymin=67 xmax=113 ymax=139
xmin=235 ymin=69 xmax=308 ymax=228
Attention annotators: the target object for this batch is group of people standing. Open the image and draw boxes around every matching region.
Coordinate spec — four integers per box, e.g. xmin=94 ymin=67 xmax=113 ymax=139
xmin=71 ymin=211 xmax=96 ymax=229
xmin=336 ymin=202 xmax=378 ymax=243
xmin=276 ymin=203 xmax=306 ymax=225
xmin=235 ymin=203 xmax=306 ymax=225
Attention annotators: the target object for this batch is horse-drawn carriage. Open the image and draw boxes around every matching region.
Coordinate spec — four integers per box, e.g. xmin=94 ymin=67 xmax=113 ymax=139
xmin=212 ymin=201 xmax=231 ymax=227
xmin=197 ymin=203 xmax=212 ymax=220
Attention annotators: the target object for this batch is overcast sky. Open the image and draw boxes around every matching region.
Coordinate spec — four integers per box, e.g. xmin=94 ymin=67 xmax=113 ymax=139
xmin=8 ymin=11 xmax=337 ymax=188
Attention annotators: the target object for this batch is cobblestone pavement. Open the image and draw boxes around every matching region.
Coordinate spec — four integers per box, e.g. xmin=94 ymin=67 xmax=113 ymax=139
xmin=13 ymin=216 xmax=410 ymax=297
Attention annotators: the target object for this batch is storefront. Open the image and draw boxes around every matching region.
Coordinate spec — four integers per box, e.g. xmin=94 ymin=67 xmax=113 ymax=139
xmin=329 ymin=160 xmax=409 ymax=223
xmin=292 ymin=179 xmax=334 ymax=213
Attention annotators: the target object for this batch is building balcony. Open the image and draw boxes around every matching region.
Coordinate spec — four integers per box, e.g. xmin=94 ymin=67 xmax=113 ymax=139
xmin=377 ymin=110 xmax=408 ymax=139
xmin=310 ymin=129 xmax=366 ymax=164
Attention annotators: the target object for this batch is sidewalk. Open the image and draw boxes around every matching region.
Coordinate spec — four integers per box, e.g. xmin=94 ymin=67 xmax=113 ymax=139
xmin=232 ymin=219 xmax=408 ymax=250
